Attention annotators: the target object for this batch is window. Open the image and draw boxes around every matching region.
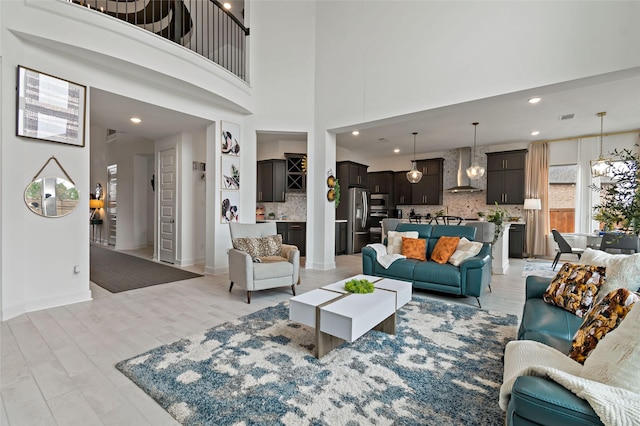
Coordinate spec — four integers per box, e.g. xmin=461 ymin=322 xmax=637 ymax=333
xmin=549 ymin=164 xmax=577 ymax=232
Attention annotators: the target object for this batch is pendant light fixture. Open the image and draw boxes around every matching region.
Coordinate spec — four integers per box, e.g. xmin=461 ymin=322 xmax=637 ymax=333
xmin=466 ymin=122 xmax=485 ymax=179
xmin=406 ymin=132 xmax=423 ymax=184
xmin=590 ymin=112 xmax=611 ymax=178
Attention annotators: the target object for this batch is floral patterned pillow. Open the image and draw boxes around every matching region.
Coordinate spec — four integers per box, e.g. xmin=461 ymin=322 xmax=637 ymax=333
xmin=569 ymin=288 xmax=639 ymax=364
xmin=401 ymin=237 xmax=426 ymax=261
xmin=542 ymin=263 xmax=606 ymax=317
xmin=232 ymin=235 xmax=282 ymax=259
xmin=430 ymin=236 xmax=461 ymax=264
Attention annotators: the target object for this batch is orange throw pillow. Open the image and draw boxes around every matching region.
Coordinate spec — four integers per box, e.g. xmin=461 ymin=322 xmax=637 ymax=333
xmin=401 ymin=237 xmax=426 ymax=261
xmin=430 ymin=236 xmax=461 ymax=264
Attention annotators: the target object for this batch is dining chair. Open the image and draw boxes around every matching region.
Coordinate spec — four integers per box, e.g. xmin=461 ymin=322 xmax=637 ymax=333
xmin=551 ymin=229 xmax=584 ymax=270
xmin=434 ymin=215 xmax=463 ymax=225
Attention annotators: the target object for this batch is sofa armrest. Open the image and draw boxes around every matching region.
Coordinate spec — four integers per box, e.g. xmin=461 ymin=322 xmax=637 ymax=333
xmin=228 ymin=248 xmax=253 ymax=289
xmin=525 ymin=275 xmax=552 ymax=300
xmin=281 ymin=243 xmax=298 ymax=259
xmin=460 ymin=244 xmax=492 ymax=298
xmin=362 ymin=246 xmax=377 ymax=275
xmin=281 ymin=244 xmax=300 ymax=284
xmin=507 ymin=376 xmax=602 ymax=426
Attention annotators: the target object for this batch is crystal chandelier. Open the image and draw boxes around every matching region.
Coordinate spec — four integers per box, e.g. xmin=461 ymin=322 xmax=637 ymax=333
xmin=590 ymin=112 xmax=611 ymax=178
xmin=406 ymin=132 xmax=423 ymax=184
xmin=466 ymin=122 xmax=485 ymax=179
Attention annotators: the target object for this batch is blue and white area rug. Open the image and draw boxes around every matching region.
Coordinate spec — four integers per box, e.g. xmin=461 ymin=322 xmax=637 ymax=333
xmin=116 ymin=298 xmax=517 ymax=425
xmin=521 ymin=259 xmax=558 ymax=279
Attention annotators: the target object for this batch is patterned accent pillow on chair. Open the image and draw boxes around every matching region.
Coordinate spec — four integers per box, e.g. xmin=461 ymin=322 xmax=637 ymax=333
xmin=232 ymin=235 xmax=283 ymax=260
xmin=569 ymin=288 xmax=639 ymax=364
xmin=430 ymin=236 xmax=461 ymax=264
xmin=542 ymin=263 xmax=606 ymax=317
xmin=401 ymin=237 xmax=426 ymax=261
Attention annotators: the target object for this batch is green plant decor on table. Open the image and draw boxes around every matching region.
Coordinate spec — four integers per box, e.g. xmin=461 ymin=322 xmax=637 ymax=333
xmin=487 ymin=202 xmax=510 ymax=245
xmin=344 ymin=278 xmax=374 ymax=294
xmin=334 ymin=179 xmax=341 ymax=208
xmin=591 ymin=145 xmax=640 ymax=235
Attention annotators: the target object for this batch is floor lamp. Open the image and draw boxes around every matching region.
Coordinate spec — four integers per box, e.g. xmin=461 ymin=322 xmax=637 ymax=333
xmin=524 ymin=198 xmax=541 ymax=257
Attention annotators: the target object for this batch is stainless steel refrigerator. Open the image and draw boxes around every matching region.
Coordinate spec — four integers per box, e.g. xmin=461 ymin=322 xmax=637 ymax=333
xmin=346 ymin=187 xmax=370 ymax=253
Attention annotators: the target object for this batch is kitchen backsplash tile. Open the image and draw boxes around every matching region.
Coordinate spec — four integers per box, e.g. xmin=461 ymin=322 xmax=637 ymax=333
xmin=259 ymin=192 xmax=307 ymax=221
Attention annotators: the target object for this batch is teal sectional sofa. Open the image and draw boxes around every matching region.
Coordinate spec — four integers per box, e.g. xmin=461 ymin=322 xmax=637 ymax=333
xmin=361 ymin=224 xmax=492 ymax=307
xmin=507 ymin=275 xmax=602 ymax=425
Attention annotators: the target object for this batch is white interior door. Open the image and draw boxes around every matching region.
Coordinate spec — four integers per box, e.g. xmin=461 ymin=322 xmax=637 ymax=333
xmin=159 ymin=148 xmax=176 ymax=263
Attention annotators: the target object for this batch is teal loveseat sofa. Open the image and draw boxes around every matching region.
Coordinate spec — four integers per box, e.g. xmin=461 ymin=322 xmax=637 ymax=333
xmin=507 ymin=275 xmax=602 ymax=425
xmin=361 ymin=224 xmax=492 ymax=307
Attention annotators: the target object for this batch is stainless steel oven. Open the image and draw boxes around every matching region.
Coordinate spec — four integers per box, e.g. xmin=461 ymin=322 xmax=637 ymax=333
xmin=369 ymin=210 xmax=388 ymax=243
xmin=370 ymin=194 xmax=388 ymax=213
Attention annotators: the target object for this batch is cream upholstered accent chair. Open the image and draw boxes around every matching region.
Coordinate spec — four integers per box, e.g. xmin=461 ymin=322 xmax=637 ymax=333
xmin=228 ymin=222 xmax=300 ymax=303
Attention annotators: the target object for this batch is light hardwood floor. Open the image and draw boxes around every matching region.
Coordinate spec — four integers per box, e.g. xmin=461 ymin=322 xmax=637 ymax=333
xmin=1 ymin=250 xmax=531 ymax=426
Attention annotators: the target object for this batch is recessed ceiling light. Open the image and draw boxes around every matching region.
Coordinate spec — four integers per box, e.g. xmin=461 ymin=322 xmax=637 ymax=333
xmin=393 ymin=149 xmax=400 ymax=153
xmin=223 ymin=2 xmax=231 ymax=9
xmin=528 ymin=97 xmax=541 ymax=104
xmin=130 ymin=117 xmax=142 ymax=124
xmin=530 ymin=131 xmax=540 ymax=136
xmin=352 ymin=130 xmax=359 ymax=136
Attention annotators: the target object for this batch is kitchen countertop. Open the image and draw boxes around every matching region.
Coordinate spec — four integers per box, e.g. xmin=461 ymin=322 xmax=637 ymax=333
xmin=257 ymin=219 xmax=348 ymax=223
xmin=257 ymin=219 xmax=306 ymax=222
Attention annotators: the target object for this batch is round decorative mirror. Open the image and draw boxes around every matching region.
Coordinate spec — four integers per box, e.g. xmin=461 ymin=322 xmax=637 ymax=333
xmin=24 ymin=176 xmax=79 ymax=218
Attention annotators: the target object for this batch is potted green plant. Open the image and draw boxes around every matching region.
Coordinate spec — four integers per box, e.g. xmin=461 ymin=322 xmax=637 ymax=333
xmin=487 ymin=202 xmax=510 ymax=244
xmin=591 ymin=145 xmax=640 ymax=235
xmin=477 ymin=211 xmax=486 ymax=221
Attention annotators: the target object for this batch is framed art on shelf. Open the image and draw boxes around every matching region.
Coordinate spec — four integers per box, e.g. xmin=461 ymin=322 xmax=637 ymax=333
xmin=221 ymin=191 xmax=240 ymax=224
xmin=221 ymin=121 xmax=240 ymax=156
xmin=221 ymin=156 xmax=240 ymax=190
xmin=16 ymin=66 xmax=86 ymax=147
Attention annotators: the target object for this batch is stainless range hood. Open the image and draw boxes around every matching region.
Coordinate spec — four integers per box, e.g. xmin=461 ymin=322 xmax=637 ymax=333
xmin=447 ymin=147 xmax=482 ymax=193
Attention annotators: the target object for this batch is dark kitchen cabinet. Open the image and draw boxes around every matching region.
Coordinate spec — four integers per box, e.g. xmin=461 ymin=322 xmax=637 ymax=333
xmin=394 ymin=171 xmax=413 ymax=205
xmin=277 ymin=222 xmax=306 ymax=256
xmin=335 ymin=221 xmax=347 ymax=255
xmin=367 ymin=171 xmax=394 ymax=194
xmin=411 ymin=158 xmax=444 ymax=205
xmin=257 ymin=160 xmax=286 ymax=202
xmin=509 ymin=223 xmax=526 ymax=258
xmin=285 ymin=153 xmax=306 ymax=193
xmin=337 ymin=161 xmax=368 ymax=188
xmin=486 ymin=150 xmax=527 ymax=205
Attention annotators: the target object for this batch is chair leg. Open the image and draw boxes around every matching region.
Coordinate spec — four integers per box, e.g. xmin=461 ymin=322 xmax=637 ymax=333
xmin=246 ymin=291 xmax=252 ymax=304
xmin=476 ymin=297 xmax=482 ymax=309
xmin=552 ymin=252 xmax=561 ymax=270
xmin=488 ymin=285 xmax=492 ymax=293
xmin=291 ymin=284 xmax=296 ymax=296
xmin=229 ymin=281 xmax=234 ymax=292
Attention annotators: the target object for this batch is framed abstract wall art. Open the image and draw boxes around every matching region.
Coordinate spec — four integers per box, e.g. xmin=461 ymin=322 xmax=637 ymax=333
xmin=16 ymin=66 xmax=86 ymax=147
xmin=221 ymin=121 xmax=240 ymax=156
xmin=221 ymin=190 xmax=240 ymax=223
xmin=221 ymin=155 xmax=240 ymax=190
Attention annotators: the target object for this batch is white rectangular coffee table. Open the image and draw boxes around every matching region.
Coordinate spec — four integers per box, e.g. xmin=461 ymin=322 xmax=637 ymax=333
xmin=289 ymin=275 xmax=412 ymax=358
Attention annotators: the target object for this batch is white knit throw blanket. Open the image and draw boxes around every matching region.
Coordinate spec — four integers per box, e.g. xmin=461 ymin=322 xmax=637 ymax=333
xmin=366 ymin=243 xmax=406 ymax=269
xmin=500 ymin=306 xmax=640 ymax=426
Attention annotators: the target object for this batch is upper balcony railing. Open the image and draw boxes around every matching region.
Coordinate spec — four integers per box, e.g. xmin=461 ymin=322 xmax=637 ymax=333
xmin=68 ymin=0 xmax=250 ymax=81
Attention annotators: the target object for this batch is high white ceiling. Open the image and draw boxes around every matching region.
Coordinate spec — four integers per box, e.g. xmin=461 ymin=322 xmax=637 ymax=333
xmin=334 ymin=68 xmax=640 ymax=159
xmin=89 ymin=68 xmax=640 ymax=158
